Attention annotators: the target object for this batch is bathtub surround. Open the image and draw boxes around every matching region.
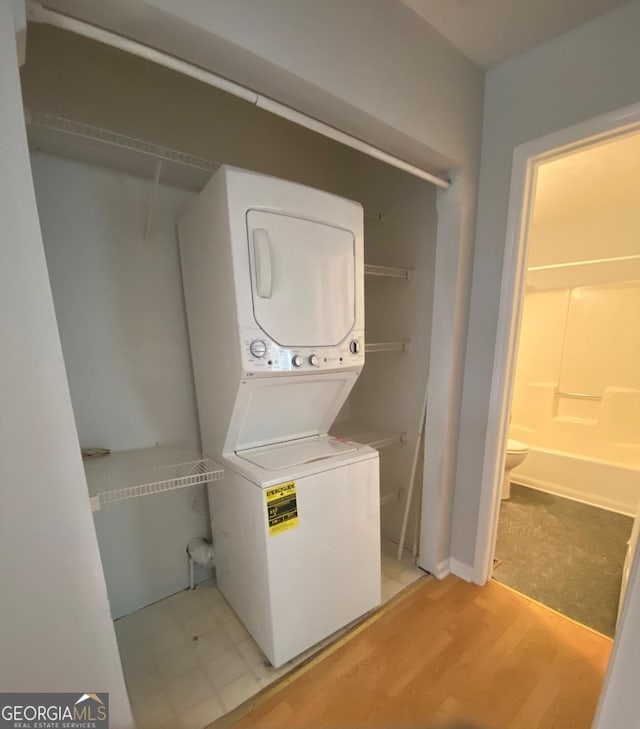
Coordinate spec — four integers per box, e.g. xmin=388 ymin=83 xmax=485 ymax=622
xmin=510 ymin=279 xmax=640 ymax=513
xmin=494 ymin=484 xmax=633 ymax=636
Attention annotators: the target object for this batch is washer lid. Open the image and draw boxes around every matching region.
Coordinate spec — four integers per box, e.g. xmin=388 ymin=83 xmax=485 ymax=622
xmin=237 ymin=435 xmax=359 ymax=471
xmin=507 ymin=438 xmax=529 ymax=453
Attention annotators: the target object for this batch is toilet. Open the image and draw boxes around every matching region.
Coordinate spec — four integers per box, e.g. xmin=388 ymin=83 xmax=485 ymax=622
xmin=502 ymin=439 xmax=529 ymax=499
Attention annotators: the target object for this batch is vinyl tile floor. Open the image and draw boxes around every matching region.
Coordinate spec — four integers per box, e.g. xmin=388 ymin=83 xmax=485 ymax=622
xmin=494 ymin=483 xmax=633 ymax=637
xmin=116 ymin=537 xmax=424 ymax=729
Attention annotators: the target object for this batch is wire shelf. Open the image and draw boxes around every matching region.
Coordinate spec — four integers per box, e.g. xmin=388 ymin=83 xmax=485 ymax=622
xmin=25 ymin=110 xmax=385 ymax=221
xmin=330 ymin=423 xmax=407 ymax=450
xmin=25 ymin=110 xmax=218 ymax=190
xmin=364 ymin=211 xmax=385 ymax=223
xmin=365 ymin=341 xmax=409 ymax=353
xmin=380 ymin=487 xmax=404 ymax=507
xmin=364 ymin=264 xmax=411 ymax=280
xmin=27 ymin=111 xmax=219 ymax=173
xmin=85 ymin=446 xmax=223 ymax=512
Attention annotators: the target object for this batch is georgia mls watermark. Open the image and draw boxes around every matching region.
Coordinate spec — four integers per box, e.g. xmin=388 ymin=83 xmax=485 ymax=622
xmin=0 ymin=693 xmax=109 ymax=729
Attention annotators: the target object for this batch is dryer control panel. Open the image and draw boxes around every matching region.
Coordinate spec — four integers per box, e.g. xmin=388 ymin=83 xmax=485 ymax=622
xmin=240 ymin=328 xmax=364 ymax=374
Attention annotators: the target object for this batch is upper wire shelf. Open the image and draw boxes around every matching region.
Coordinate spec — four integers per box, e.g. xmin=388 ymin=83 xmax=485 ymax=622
xmin=26 ymin=111 xmax=217 ymax=172
xmin=84 ymin=445 xmax=223 ymax=512
xmin=364 ymin=264 xmax=411 ymax=281
xmin=380 ymin=487 xmax=404 ymax=507
xmin=25 ymin=110 xmax=384 ymax=219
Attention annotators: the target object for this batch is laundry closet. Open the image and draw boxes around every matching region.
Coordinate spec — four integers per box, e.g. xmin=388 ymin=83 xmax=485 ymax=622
xmin=21 ymin=22 xmax=438 ymax=630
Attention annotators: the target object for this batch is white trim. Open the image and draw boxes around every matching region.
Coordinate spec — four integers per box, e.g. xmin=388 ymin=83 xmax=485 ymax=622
xmin=12 ymin=0 xmax=26 ymax=65
xmin=450 ymin=558 xmax=474 ymax=583
xmin=472 ymin=102 xmax=640 ymax=586
xmin=433 ymin=558 xmax=451 ymax=579
xmin=511 ymin=478 xmax=635 ymax=518
xmin=418 ymin=170 xmax=469 ymax=577
xmin=27 ymin=2 xmax=450 ymax=189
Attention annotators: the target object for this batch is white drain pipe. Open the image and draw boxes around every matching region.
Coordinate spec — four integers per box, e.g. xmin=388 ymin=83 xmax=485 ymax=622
xmin=187 ymin=537 xmax=215 ymax=590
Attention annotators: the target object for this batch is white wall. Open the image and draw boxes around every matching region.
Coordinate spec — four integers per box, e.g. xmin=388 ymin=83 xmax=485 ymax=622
xmin=351 ymin=173 xmax=438 ymax=543
xmin=35 ymin=0 xmax=485 ymax=576
xmin=32 ymin=153 xmax=214 ymax=617
xmin=0 ymin=4 xmax=132 ymax=725
xmin=452 ymin=0 xmax=640 ymax=571
xmin=33 ymin=155 xmax=198 ymax=452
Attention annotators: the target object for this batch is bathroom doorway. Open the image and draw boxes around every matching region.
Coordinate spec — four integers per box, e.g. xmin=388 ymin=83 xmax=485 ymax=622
xmin=475 ymin=107 xmax=640 ymax=638
xmin=492 ymin=131 xmax=640 ymax=636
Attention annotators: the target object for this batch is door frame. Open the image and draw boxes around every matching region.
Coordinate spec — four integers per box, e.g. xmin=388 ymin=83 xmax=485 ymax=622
xmin=472 ymin=102 xmax=640 ymax=585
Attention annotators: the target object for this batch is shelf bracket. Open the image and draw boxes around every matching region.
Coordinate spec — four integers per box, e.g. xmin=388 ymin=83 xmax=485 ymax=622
xmin=144 ymin=159 xmax=163 ymax=241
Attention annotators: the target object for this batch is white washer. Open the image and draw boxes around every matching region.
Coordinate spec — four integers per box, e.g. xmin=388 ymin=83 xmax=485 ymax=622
xmin=179 ymin=166 xmax=381 ymax=666
xmin=214 ymin=436 xmax=380 ymax=667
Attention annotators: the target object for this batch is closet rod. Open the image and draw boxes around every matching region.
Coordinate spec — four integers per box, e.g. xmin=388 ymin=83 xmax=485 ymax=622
xmin=27 ymin=2 xmax=451 ymax=190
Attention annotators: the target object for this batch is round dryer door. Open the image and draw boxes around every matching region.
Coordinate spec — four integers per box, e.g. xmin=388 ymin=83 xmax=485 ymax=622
xmin=247 ymin=210 xmax=356 ymax=347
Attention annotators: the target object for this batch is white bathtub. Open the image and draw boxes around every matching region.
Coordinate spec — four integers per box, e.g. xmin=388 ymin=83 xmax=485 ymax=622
xmin=511 ymin=445 xmax=640 ymax=516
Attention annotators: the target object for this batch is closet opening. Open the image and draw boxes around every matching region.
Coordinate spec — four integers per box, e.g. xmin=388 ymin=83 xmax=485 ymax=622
xmin=21 ymin=20 xmax=441 ymax=724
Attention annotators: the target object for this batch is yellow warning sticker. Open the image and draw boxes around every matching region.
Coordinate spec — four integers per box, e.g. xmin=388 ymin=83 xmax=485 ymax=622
xmin=266 ymin=481 xmax=299 ymax=536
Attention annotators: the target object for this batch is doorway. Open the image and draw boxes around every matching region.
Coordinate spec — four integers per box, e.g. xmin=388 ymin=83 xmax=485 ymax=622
xmin=493 ymin=132 xmax=640 ymax=635
xmin=475 ymin=105 xmax=640 ymax=637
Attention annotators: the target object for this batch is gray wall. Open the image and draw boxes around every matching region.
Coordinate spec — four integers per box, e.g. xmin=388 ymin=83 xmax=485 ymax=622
xmin=454 ymin=0 xmax=640 ymax=569
xmin=32 ymin=153 xmax=213 ymax=618
xmin=0 ymin=5 xmax=132 ymax=725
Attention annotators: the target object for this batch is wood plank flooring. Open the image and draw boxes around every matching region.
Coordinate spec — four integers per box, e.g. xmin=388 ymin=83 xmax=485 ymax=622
xmin=221 ymin=576 xmax=612 ymax=729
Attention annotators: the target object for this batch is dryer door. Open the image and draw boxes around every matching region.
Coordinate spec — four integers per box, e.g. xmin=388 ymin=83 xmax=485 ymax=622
xmin=247 ymin=210 xmax=356 ymax=347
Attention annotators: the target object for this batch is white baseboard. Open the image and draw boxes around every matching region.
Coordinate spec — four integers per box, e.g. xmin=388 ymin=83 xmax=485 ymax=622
xmin=450 ymin=558 xmax=474 ymax=582
xmin=433 ymin=558 xmax=451 ymax=579
xmin=512 ymin=476 xmax=634 ymax=516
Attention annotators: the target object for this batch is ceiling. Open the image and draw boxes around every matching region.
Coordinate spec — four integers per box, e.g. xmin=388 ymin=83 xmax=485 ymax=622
xmin=533 ymin=131 xmax=640 ymax=226
xmin=400 ymin=0 xmax=630 ymax=67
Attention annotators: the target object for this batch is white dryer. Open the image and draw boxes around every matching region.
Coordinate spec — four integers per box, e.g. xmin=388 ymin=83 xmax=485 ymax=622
xmin=179 ymin=166 xmax=381 ymax=667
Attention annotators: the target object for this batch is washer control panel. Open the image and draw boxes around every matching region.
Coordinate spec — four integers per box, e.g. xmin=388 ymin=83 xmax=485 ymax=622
xmin=240 ymin=329 xmax=364 ymax=374
xmin=249 ymin=339 xmax=268 ymax=358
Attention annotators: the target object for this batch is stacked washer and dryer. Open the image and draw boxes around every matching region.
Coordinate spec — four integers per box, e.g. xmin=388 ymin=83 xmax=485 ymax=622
xmin=179 ymin=166 xmax=381 ymax=667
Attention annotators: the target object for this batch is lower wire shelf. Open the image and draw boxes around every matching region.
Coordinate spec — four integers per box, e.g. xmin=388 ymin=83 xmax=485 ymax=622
xmin=380 ymin=487 xmax=404 ymax=507
xmin=84 ymin=445 xmax=224 ymax=512
xmin=330 ymin=422 xmax=407 ymax=450
xmin=365 ymin=341 xmax=409 ymax=353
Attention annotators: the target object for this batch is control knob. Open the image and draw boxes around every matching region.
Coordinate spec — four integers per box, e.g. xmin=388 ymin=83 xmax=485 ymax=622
xmin=292 ymin=354 xmax=303 ymax=368
xmin=249 ymin=339 xmax=267 ymax=358
xmin=309 ymin=354 xmax=319 ymax=367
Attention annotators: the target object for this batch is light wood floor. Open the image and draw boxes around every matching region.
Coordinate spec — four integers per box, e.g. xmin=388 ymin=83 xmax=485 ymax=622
xmin=222 ymin=576 xmax=612 ymax=729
